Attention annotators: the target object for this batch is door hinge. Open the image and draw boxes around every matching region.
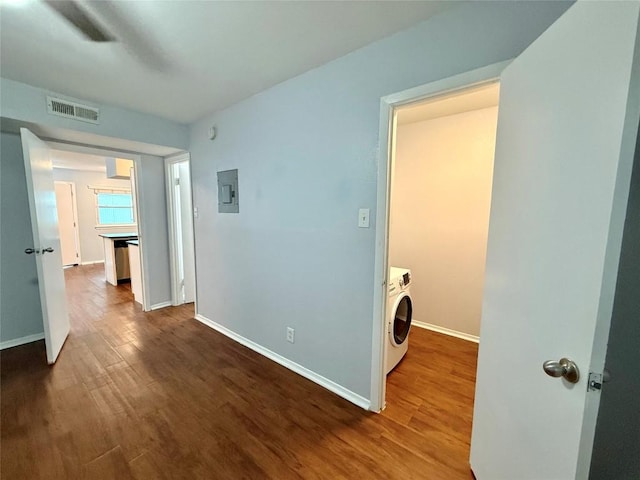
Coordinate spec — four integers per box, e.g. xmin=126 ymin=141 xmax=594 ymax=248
xmin=175 ymin=178 xmax=180 ymax=186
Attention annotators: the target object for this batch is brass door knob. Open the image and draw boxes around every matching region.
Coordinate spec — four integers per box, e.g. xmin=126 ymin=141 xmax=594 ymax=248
xmin=543 ymin=358 xmax=580 ymax=383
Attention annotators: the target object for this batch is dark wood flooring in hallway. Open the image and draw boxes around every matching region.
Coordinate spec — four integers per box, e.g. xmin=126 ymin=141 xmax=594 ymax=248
xmin=1 ymin=264 xmax=478 ymax=479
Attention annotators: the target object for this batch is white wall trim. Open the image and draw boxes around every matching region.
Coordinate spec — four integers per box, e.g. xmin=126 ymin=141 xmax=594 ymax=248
xmin=129 ymin=157 xmax=150 ymax=312
xmin=164 ymin=152 xmax=192 ymax=307
xmin=412 ymin=320 xmax=480 ymax=343
xmin=195 ymin=313 xmax=372 ymax=411
xmin=150 ymin=301 xmax=172 ymax=311
xmin=0 ymin=333 xmax=45 ymax=350
xmin=370 ymin=60 xmax=512 ymax=412
xmin=80 ymin=260 xmax=105 ymax=266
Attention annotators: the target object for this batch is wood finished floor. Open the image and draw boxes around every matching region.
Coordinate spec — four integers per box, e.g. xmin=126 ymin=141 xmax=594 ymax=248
xmin=1 ymin=264 xmax=478 ymax=479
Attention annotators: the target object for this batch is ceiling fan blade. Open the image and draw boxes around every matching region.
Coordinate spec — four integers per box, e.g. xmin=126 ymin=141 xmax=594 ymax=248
xmin=44 ymin=0 xmax=115 ymax=42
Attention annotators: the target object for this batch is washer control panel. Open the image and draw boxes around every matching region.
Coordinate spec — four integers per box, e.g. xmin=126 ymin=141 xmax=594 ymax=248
xmin=388 ymin=268 xmax=411 ymax=296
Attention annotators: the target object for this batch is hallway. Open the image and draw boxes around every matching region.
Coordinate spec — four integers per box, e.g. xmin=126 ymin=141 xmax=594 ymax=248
xmin=1 ymin=264 xmax=476 ymax=479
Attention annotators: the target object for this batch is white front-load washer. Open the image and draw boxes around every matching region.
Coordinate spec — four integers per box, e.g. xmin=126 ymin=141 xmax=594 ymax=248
xmin=386 ymin=267 xmax=412 ymax=374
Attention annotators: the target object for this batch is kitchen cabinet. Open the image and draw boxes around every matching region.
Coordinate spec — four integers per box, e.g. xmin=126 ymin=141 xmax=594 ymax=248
xmin=99 ymin=233 xmax=137 ymax=286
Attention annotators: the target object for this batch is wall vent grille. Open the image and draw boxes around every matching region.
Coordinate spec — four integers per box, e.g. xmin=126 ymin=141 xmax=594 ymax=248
xmin=46 ymin=96 xmax=100 ymax=124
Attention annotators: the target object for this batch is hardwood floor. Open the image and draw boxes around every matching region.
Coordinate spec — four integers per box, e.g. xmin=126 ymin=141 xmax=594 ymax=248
xmin=1 ymin=264 xmax=478 ymax=479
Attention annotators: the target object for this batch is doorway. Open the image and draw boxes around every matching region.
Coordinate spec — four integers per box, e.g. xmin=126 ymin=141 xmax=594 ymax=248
xmin=49 ymin=147 xmax=144 ymax=299
xmin=371 ymin=61 xmax=508 ymax=412
xmin=380 ymin=79 xmax=500 ymax=463
xmin=53 ymin=181 xmax=81 ymax=266
xmin=165 ymin=153 xmax=196 ymax=306
xmin=14 ymin=125 xmax=192 ymax=364
xmin=390 ymin=82 xmax=498 ymax=342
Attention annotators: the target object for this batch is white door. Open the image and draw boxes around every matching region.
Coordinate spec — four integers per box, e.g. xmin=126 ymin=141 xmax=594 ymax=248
xmin=21 ymin=128 xmax=70 ymax=364
xmin=470 ymin=3 xmax=640 ymax=479
xmin=54 ymin=182 xmax=80 ymax=266
xmin=178 ymin=162 xmax=196 ymax=303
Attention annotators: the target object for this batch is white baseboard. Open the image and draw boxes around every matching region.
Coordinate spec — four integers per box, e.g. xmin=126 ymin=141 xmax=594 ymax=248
xmin=81 ymin=260 xmax=105 ymax=266
xmin=0 ymin=333 xmax=45 ymax=350
xmin=412 ymin=320 xmax=479 ymax=343
xmin=150 ymin=301 xmax=172 ymax=311
xmin=194 ymin=313 xmax=371 ymax=411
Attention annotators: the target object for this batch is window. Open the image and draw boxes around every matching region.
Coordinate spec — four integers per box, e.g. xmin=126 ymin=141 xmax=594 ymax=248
xmin=96 ymin=192 xmax=135 ymax=226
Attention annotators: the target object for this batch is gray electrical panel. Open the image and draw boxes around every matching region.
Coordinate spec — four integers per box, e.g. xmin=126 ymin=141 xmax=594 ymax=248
xmin=217 ymin=169 xmax=239 ymax=213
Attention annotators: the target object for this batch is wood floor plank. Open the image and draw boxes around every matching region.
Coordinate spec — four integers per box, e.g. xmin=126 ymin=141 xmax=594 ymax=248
xmin=1 ymin=264 xmax=479 ymax=479
xmin=81 ymin=446 xmax=134 ymax=480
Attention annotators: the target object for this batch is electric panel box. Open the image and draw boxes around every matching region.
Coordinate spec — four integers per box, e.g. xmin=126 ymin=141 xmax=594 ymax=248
xmin=217 ymin=169 xmax=239 ymax=213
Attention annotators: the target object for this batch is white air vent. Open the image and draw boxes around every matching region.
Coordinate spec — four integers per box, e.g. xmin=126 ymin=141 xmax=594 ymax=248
xmin=47 ymin=96 xmax=100 ymax=124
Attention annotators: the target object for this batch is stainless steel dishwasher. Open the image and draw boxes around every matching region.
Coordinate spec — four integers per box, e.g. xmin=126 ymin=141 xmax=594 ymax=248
xmin=113 ymin=239 xmax=131 ymax=282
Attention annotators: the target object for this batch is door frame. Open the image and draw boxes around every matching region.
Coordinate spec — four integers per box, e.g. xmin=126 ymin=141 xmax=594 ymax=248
xmin=369 ymin=60 xmax=511 ymax=412
xmin=47 ymin=142 xmax=149 ymax=310
xmin=164 ymin=152 xmax=196 ymax=307
xmin=53 ymin=180 xmax=82 ymax=265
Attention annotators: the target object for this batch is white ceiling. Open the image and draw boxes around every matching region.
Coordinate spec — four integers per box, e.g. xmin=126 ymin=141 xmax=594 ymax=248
xmin=0 ymin=1 xmax=461 ymax=124
xmin=396 ymin=82 xmax=500 ymax=125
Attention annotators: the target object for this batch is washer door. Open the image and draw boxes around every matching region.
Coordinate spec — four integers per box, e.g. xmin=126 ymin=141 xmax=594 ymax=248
xmin=390 ymin=292 xmax=412 ymax=346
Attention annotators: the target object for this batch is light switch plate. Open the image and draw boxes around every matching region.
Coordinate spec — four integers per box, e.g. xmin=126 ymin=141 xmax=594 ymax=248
xmin=358 ymin=208 xmax=370 ymax=228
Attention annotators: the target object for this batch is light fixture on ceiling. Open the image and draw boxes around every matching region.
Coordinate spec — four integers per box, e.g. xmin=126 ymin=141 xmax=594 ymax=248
xmin=43 ymin=0 xmax=115 ymax=42
xmin=39 ymin=0 xmax=169 ymax=73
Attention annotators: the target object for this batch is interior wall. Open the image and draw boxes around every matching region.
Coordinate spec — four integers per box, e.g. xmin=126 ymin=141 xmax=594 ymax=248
xmin=390 ymin=106 xmax=498 ymax=337
xmin=52 ymin=169 xmax=133 ymax=264
xmin=0 ymin=132 xmax=44 ymax=345
xmin=0 ymin=78 xmax=188 ymax=150
xmin=136 ymin=154 xmax=172 ymax=308
xmin=188 ymin=1 xmax=572 ymax=400
xmin=590 ymin=125 xmax=640 ymax=480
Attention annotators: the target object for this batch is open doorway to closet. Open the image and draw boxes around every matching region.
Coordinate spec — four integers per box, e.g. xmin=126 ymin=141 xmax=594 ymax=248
xmin=376 ymin=79 xmax=500 ymax=468
xmin=390 ymin=83 xmax=499 ymax=343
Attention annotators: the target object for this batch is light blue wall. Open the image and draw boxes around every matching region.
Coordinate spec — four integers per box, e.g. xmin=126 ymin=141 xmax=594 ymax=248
xmin=137 ymin=154 xmax=172 ymax=307
xmin=0 ymin=132 xmax=44 ymax=343
xmin=189 ymin=1 xmax=573 ymax=399
xmin=0 ymin=78 xmax=188 ymax=150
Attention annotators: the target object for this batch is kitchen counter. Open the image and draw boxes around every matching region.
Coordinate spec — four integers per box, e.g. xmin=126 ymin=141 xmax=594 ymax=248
xmin=99 ymin=232 xmax=138 ymax=239
xmin=101 ymin=233 xmax=138 ymax=285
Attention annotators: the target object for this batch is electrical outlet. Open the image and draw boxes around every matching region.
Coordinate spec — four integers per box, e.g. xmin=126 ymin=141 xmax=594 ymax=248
xmin=286 ymin=327 xmax=295 ymax=344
